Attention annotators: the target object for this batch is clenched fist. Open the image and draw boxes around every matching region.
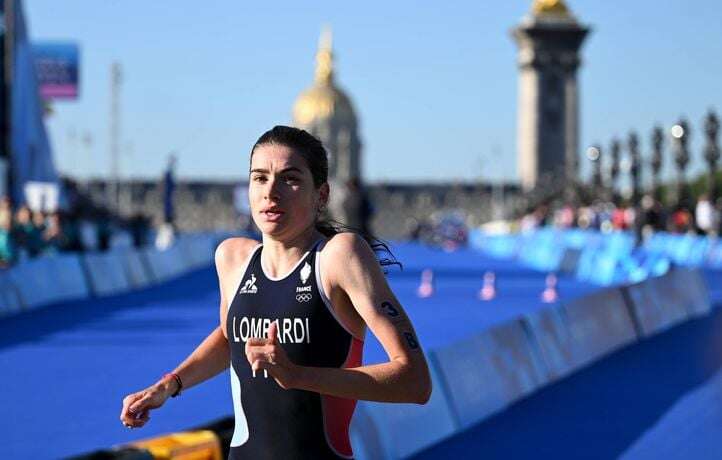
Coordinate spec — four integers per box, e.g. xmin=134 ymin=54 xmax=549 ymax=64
xmin=245 ymin=321 xmax=302 ymax=389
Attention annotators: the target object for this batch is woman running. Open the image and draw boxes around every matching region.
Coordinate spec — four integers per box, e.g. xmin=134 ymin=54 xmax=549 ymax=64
xmin=119 ymin=126 xmax=431 ymax=459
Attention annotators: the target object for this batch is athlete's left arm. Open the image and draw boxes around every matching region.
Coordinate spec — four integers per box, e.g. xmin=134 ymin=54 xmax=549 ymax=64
xmin=248 ymin=233 xmax=432 ymax=404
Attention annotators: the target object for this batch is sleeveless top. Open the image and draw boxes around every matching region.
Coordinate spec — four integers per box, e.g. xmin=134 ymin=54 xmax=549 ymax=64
xmin=225 ymin=239 xmax=364 ymax=460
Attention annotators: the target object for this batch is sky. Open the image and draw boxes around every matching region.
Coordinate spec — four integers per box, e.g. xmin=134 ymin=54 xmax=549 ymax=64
xmin=23 ymin=0 xmax=722 ymax=185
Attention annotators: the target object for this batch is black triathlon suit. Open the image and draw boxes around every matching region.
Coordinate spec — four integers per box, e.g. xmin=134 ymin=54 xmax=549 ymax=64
xmin=225 ymin=239 xmax=364 ymax=460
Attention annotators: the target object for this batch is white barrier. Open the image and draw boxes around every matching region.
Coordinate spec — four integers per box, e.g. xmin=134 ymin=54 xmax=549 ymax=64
xmin=563 ymin=287 xmax=638 ymax=367
xmin=522 ymin=305 xmax=577 ymax=381
xmin=47 ymin=254 xmax=91 ymax=303
xmin=670 ymin=268 xmax=711 ymax=317
xmin=482 ymin=319 xmax=549 ymax=400
xmin=0 ymin=271 xmax=21 ymax=316
xmin=431 ymin=333 xmax=505 ymax=428
xmin=350 ymin=405 xmax=391 ymax=460
xmin=177 ymin=234 xmax=216 ymax=270
xmin=116 ymin=248 xmax=154 ymax=288
xmin=358 ymin=359 xmax=457 ymax=459
xmin=82 ymin=250 xmax=132 ymax=296
xmin=6 ymin=257 xmax=55 ymax=308
xmin=143 ymin=243 xmax=192 ymax=283
xmin=625 ymin=274 xmax=686 ymax=337
xmin=7 ymin=254 xmax=90 ymax=309
xmin=431 ymin=318 xmax=547 ymax=429
xmin=0 ymin=232 xmax=223 ymax=319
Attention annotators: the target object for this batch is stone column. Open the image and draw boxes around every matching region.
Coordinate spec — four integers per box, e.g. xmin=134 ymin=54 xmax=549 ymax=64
xmin=512 ymin=7 xmax=590 ymax=193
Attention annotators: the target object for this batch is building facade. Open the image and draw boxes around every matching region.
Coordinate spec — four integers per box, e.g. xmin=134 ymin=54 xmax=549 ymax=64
xmin=292 ymin=28 xmax=365 ymax=228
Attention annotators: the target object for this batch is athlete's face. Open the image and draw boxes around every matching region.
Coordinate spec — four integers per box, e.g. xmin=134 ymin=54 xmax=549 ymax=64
xmin=249 ymin=144 xmax=328 ymax=239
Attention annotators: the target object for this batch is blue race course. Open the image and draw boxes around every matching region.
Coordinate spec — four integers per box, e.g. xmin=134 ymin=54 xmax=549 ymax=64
xmin=0 ymin=241 xmax=718 ymax=459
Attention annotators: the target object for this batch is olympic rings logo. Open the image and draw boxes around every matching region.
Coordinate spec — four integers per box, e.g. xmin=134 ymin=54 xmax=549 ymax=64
xmin=296 ymin=293 xmax=313 ymax=302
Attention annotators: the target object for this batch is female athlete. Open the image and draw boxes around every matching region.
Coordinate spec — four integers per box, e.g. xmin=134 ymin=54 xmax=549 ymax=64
xmin=120 ymin=125 xmax=431 ymax=459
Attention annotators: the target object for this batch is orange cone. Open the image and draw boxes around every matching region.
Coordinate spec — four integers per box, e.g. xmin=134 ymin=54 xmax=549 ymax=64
xmin=417 ymin=269 xmax=434 ymax=298
xmin=479 ymin=271 xmax=496 ymax=301
xmin=541 ymin=273 xmax=559 ymax=303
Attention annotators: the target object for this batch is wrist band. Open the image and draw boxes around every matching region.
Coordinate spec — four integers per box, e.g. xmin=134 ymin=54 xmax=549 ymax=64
xmin=163 ymin=372 xmax=183 ymax=398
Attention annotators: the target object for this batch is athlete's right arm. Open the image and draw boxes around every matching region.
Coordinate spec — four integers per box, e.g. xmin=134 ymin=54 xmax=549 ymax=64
xmin=119 ymin=237 xmax=257 ymax=429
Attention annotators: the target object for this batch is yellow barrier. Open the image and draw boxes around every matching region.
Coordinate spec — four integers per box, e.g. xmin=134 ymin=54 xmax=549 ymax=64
xmin=129 ymin=430 xmax=222 ymax=460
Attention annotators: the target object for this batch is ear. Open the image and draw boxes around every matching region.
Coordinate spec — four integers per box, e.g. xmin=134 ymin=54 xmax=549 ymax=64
xmin=318 ymin=182 xmax=330 ymax=208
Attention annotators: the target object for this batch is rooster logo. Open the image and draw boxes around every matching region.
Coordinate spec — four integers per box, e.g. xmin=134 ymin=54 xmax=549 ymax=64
xmin=300 ymin=262 xmax=311 ymax=284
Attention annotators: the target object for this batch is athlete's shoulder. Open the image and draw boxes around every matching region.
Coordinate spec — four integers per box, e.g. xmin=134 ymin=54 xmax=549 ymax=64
xmin=215 ymin=236 xmax=260 ymax=270
xmin=322 ymin=232 xmax=376 ymax=264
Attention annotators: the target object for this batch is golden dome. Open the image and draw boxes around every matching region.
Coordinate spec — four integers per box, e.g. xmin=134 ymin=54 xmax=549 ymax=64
xmin=532 ymin=0 xmax=571 ymax=17
xmin=292 ymin=27 xmax=357 ymax=127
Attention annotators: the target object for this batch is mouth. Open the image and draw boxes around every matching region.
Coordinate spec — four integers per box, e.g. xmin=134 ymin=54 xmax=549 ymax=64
xmin=260 ymin=207 xmax=285 ymax=220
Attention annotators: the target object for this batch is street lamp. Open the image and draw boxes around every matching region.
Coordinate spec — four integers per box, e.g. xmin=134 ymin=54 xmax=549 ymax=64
xmin=704 ymin=110 xmax=720 ymax=203
xmin=671 ymin=118 xmax=690 ymax=207
xmin=650 ymin=125 xmax=664 ymax=201
xmin=609 ymin=138 xmax=621 ymax=202
xmin=586 ymin=145 xmax=602 ymax=198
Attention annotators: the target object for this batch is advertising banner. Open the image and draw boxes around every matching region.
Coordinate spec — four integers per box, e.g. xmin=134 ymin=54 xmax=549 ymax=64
xmin=33 ymin=42 xmax=79 ymax=99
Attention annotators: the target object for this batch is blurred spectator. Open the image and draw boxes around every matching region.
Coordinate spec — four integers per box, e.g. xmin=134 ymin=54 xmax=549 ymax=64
xmin=0 ymin=208 xmax=16 ymax=266
xmin=43 ymin=212 xmax=69 ymax=252
xmin=576 ymin=205 xmax=595 ymax=229
xmin=641 ymin=195 xmax=666 ymax=232
xmin=62 ymin=210 xmax=85 ymax=252
xmin=695 ymin=193 xmax=717 ymax=235
xmin=0 ymin=196 xmax=12 ymax=227
xmin=130 ymin=213 xmax=150 ymax=248
xmin=670 ymin=206 xmax=693 ymax=233
xmin=612 ymin=203 xmax=629 ymax=230
xmin=155 ymin=222 xmax=175 ymax=250
xmin=96 ymin=210 xmax=112 ymax=251
xmin=13 ymin=205 xmax=44 ymax=258
xmin=554 ymin=203 xmax=575 ymax=228
xmin=520 ymin=208 xmax=539 ymax=233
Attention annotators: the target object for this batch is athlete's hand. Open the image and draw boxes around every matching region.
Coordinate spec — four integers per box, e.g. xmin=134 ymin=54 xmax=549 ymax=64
xmin=119 ymin=381 xmax=173 ymax=429
xmin=245 ymin=321 xmax=300 ymax=389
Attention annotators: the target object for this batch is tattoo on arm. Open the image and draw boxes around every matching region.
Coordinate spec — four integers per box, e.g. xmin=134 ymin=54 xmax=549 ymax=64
xmin=403 ymin=331 xmax=420 ymax=350
xmin=379 ymin=301 xmax=407 ymax=324
xmin=377 ymin=300 xmax=422 ymax=352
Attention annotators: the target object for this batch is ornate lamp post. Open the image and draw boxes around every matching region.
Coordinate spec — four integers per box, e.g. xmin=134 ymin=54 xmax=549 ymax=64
xmin=587 ymin=145 xmax=602 ymax=198
xmin=609 ymin=138 xmax=621 ymax=202
xmin=671 ymin=119 xmax=690 ymax=207
xmin=628 ymin=131 xmax=641 ymax=206
xmin=650 ymin=125 xmax=664 ymax=201
xmin=628 ymin=131 xmax=642 ymax=242
xmin=704 ymin=110 xmax=720 ymax=203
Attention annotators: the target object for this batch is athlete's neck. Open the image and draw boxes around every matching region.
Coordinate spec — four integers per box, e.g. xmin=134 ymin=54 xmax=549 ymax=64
xmin=260 ymin=227 xmax=323 ymax=279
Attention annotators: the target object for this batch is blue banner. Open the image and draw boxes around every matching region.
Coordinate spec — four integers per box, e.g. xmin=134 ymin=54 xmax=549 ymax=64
xmin=32 ymin=42 xmax=79 ymax=100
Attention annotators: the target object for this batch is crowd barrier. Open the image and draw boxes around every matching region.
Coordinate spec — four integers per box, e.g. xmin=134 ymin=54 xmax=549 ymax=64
xmin=82 ymin=250 xmax=133 ymax=296
xmin=5 ymin=253 xmax=89 ymax=310
xmin=0 ymin=271 xmax=22 ymax=317
xmin=563 ymin=287 xmax=638 ymax=368
xmin=117 ymin=247 xmax=155 ymax=289
xmin=0 ymin=232 xmax=228 ymax=318
xmin=347 ymin=274 xmax=711 ymax=459
xmin=344 ymin=234 xmax=715 ymax=459
xmin=354 ymin=358 xmax=458 ymax=459
xmin=522 ymin=306 xmax=577 ymax=380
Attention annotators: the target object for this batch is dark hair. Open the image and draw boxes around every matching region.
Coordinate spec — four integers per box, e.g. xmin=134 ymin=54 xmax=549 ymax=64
xmin=251 ymin=125 xmax=400 ymax=269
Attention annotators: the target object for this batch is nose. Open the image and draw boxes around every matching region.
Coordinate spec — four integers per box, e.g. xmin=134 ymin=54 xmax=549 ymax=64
xmin=264 ymin=176 xmax=282 ymax=201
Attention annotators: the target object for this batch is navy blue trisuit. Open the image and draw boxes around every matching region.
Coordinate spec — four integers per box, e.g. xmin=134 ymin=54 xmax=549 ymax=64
xmin=225 ymin=239 xmax=364 ymax=459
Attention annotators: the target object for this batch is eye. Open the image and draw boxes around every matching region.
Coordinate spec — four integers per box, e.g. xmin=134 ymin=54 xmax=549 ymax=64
xmin=284 ymin=176 xmax=301 ymax=184
xmin=252 ymin=175 xmax=267 ymax=183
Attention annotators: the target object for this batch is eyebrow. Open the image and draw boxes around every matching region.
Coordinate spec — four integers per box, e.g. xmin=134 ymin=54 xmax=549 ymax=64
xmin=249 ymin=167 xmax=304 ymax=175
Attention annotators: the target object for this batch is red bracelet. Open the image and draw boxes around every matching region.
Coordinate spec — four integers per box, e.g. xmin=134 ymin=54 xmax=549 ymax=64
xmin=163 ymin=373 xmax=183 ymax=398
